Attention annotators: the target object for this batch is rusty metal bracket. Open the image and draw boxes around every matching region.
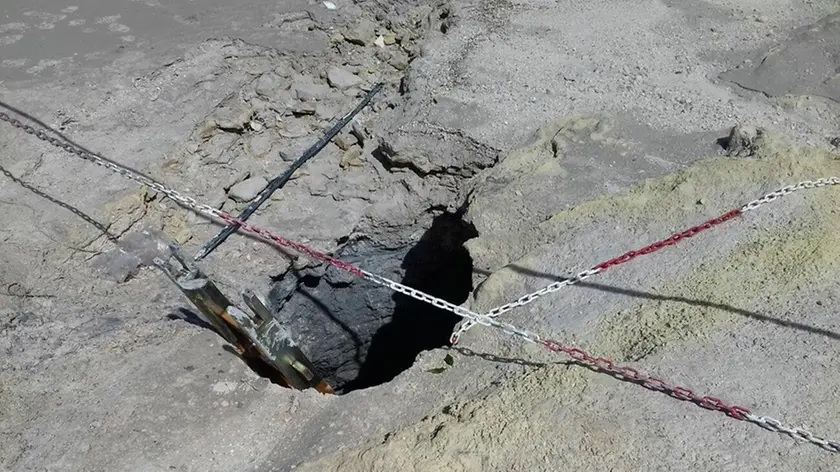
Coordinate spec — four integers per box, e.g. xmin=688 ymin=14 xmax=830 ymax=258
xmin=153 ymin=245 xmax=333 ymax=394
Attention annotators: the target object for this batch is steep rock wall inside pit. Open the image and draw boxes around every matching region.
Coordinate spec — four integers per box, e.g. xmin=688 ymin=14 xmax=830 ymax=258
xmin=268 ymin=213 xmax=477 ymax=392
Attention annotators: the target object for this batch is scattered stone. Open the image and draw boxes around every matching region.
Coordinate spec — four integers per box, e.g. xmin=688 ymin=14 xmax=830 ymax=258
xmin=196 ymin=119 xmax=218 ymax=140
xmin=343 ymin=88 xmax=362 ymax=98
xmin=292 ymin=82 xmax=330 ymax=101
xmin=359 ymin=80 xmax=378 ymax=92
xmin=386 ymin=150 xmax=440 ymax=175
xmin=256 ymin=74 xmax=280 ymax=97
xmin=279 ymin=137 xmax=314 ymax=162
xmin=213 ymin=104 xmax=254 ymax=131
xmin=323 ymin=1 xmax=337 ymax=10
xmin=374 ymin=35 xmax=386 ymax=48
xmin=315 ymin=103 xmax=338 ymax=121
xmin=279 ymin=119 xmax=310 ymax=138
xmin=248 ymin=134 xmax=274 ymax=158
xmin=225 ymin=170 xmax=251 ymax=191
xmin=242 ymin=57 xmax=274 ymax=75
xmin=324 ymin=263 xmax=356 ymax=286
xmin=388 ymin=51 xmax=409 ymax=71
xmin=186 ymin=142 xmax=200 ymax=154
xmin=383 ymin=33 xmax=397 ymax=45
xmin=340 ymin=147 xmax=366 ymax=169
xmin=344 ymin=18 xmax=376 ymax=46
xmin=249 ymin=120 xmax=264 ymax=132
xmin=229 ymin=176 xmax=269 ymax=203
xmin=726 ymin=124 xmax=763 ymax=157
xmin=326 ymin=66 xmax=362 ymax=90
xmin=208 ymin=187 xmax=227 ymax=209
xmin=267 ymin=90 xmax=297 ymax=113
xmin=273 ymin=61 xmax=294 ymax=78
xmin=292 ymin=102 xmax=317 ymax=115
xmin=334 ymin=133 xmax=358 ymax=151
xmin=351 ymin=122 xmax=367 ymax=147
xmin=290 ymin=167 xmax=310 ymax=180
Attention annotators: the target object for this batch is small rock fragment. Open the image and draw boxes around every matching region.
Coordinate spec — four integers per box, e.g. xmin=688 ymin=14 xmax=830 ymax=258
xmin=229 ymin=176 xmax=269 ymax=203
xmin=225 ymin=170 xmax=251 ymax=191
xmin=324 ymin=263 xmax=356 ymax=286
xmin=248 ymin=134 xmax=274 ymax=158
xmin=279 ymin=138 xmax=314 ymax=162
xmin=315 ymin=103 xmax=338 ymax=121
xmin=274 ymin=62 xmax=294 ymax=78
xmin=726 ymin=124 xmax=763 ymax=157
xmin=326 ymin=66 xmax=362 ymax=90
xmin=249 ymin=120 xmax=264 ymax=132
xmin=351 ymin=122 xmax=367 ymax=146
xmin=186 ymin=142 xmax=200 ymax=154
xmin=383 ymin=33 xmax=397 ymax=45
xmin=344 ymin=18 xmax=375 ymax=46
xmin=340 ymin=147 xmax=366 ymax=169
xmin=388 ymin=52 xmax=409 ymax=71
xmin=256 ymin=74 xmax=278 ymax=97
xmin=292 ymin=82 xmax=330 ymax=101
xmin=323 ymin=1 xmax=337 ymax=10
xmin=334 ymin=133 xmax=358 ymax=151
xmin=214 ymin=104 xmax=255 ymax=131
xmin=292 ymin=101 xmax=317 ymax=115
xmin=267 ymin=90 xmax=297 ymax=113
xmin=374 ymin=35 xmax=386 ymax=48
xmin=387 ymin=150 xmax=439 ymax=175
xmin=343 ymin=88 xmax=362 ymax=98
xmin=290 ymin=168 xmax=310 ymax=180
xmin=279 ymin=119 xmax=311 ymax=138
xmin=208 ymin=187 xmax=227 ymax=209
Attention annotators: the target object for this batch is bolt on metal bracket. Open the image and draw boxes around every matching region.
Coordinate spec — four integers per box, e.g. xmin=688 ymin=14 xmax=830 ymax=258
xmin=154 ymin=245 xmax=333 ymax=394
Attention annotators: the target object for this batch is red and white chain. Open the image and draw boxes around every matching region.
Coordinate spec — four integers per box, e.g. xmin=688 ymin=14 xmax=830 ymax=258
xmin=451 ymin=177 xmax=840 ymax=343
xmin=3 ymin=110 xmax=839 ymax=454
xmin=541 ymin=339 xmax=840 ymax=453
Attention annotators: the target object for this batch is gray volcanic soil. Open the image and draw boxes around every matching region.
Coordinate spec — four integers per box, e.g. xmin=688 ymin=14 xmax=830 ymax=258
xmin=1 ymin=0 xmax=840 ymax=470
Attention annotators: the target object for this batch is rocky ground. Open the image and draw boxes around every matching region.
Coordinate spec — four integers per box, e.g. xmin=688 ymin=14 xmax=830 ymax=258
xmin=1 ymin=0 xmax=839 ymax=470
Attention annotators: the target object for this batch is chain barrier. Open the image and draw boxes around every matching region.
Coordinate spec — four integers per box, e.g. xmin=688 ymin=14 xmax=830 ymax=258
xmin=452 ymin=177 xmax=840 ymax=342
xmin=542 ymin=338 xmax=840 ymax=453
xmin=2 ymin=110 xmax=839 ymax=453
xmin=745 ymin=414 xmax=840 ymax=453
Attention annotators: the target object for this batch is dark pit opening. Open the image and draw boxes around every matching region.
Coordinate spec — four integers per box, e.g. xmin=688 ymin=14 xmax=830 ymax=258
xmin=342 ymin=212 xmax=478 ymax=392
xmin=264 ymin=211 xmax=478 ymax=394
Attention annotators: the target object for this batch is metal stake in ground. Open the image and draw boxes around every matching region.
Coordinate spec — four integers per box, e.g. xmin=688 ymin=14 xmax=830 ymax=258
xmin=193 ymin=82 xmax=385 ymax=261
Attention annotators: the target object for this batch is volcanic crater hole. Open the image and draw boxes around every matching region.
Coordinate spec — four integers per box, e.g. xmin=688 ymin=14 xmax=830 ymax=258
xmin=265 ymin=211 xmax=479 ymax=394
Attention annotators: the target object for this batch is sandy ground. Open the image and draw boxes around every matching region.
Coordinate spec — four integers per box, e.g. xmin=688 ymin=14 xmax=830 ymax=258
xmin=2 ymin=0 xmax=840 ymax=470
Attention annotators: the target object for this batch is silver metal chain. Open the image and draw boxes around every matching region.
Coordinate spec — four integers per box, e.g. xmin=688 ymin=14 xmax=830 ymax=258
xmin=451 ymin=267 xmax=602 ymax=343
xmin=739 ymin=177 xmax=840 ymax=212
xmin=746 ymin=414 xmax=840 ymax=453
